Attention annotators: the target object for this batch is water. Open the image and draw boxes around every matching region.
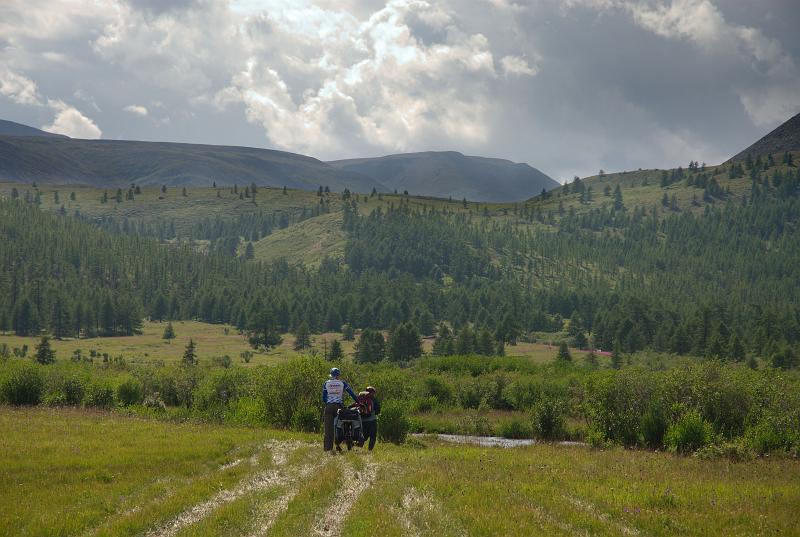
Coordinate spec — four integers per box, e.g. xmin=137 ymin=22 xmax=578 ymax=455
xmin=411 ymin=433 xmax=586 ymax=448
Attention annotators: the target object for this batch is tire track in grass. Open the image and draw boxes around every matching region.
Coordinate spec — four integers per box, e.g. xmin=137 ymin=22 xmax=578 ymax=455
xmin=145 ymin=440 xmax=308 ymax=537
xmin=244 ymin=453 xmax=333 ymax=537
xmin=565 ymin=495 xmax=642 ymax=537
xmin=312 ymin=459 xmax=377 ymax=537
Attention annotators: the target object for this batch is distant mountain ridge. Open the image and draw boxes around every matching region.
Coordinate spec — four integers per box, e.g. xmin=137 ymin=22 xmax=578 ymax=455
xmin=0 ymin=135 xmax=382 ymax=192
xmin=0 ymin=119 xmax=68 ymax=139
xmin=729 ymin=111 xmax=800 ymax=161
xmin=0 ymin=119 xmax=557 ymax=199
xmin=329 ymin=151 xmax=558 ymax=202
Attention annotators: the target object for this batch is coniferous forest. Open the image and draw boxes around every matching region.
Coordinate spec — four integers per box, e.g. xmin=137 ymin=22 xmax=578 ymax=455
xmin=2 ymin=152 xmax=800 ymax=366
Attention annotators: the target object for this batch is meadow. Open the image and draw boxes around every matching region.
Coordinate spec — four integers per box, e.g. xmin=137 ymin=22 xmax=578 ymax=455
xmin=2 ymin=406 xmax=799 ymax=537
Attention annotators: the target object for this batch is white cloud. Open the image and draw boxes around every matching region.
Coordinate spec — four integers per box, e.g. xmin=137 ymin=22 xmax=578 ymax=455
xmin=211 ymin=0 xmax=500 ymax=157
xmin=501 ymin=55 xmax=538 ymax=76
xmin=123 ymin=104 xmax=149 ymax=116
xmin=43 ymin=99 xmax=102 ymax=138
xmin=0 ymin=68 xmax=42 ymax=105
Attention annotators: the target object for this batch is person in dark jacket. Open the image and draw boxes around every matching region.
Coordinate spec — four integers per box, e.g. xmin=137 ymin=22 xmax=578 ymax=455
xmin=321 ymin=367 xmax=358 ymax=452
xmin=361 ymin=386 xmax=381 ymax=451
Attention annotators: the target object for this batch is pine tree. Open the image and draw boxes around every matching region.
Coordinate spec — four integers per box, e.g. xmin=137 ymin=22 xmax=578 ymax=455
xmin=355 ymin=328 xmax=385 ymax=363
xmin=341 ymin=324 xmax=355 ymax=341
xmin=293 ymin=321 xmax=311 ymax=350
xmin=162 ymin=321 xmax=176 ymax=342
xmin=611 ymin=339 xmax=623 ymax=370
xmin=432 ymin=323 xmax=454 ymax=356
xmin=455 ymin=325 xmax=475 ymax=355
xmin=613 ymin=184 xmax=624 ymax=211
xmin=327 ymin=339 xmax=343 ymax=361
xmin=556 ymin=341 xmax=572 ymax=363
xmin=245 ymin=242 xmax=255 ymax=260
xmin=182 ymin=338 xmax=197 ymax=366
xmin=388 ymin=322 xmax=422 ymax=361
xmin=35 ymin=335 xmax=56 ymax=365
xmin=476 ymin=327 xmax=495 ymax=356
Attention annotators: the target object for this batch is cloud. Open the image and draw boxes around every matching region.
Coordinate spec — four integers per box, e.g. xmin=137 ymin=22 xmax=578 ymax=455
xmin=0 ymin=68 xmax=42 ymax=105
xmin=501 ymin=55 xmax=538 ymax=76
xmin=123 ymin=104 xmax=149 ymax=116
xmin=43 ymin=99 xmax=102 ymax=138
xmin=212 ymin=0 xmax=500 ymax=157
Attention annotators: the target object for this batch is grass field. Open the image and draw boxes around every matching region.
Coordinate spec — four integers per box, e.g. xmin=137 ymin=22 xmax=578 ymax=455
xmin=0 ymin=320 xmax=605 ymax=368
xmin=2 ymin=407 xmax=799 ymax=536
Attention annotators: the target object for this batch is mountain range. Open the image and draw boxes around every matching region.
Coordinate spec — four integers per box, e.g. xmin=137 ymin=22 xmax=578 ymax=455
xmin=0 ymin=119 xmax=556 ymax=201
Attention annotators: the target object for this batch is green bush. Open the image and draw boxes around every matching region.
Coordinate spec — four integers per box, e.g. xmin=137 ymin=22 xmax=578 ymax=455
xmin=420 ymin=376 xmax=453 ymax=405
xmin=498 ymin=417 xmax=533 ymax=439
xmin=116 ymin=377 xmax=143 ymax=406
xmin=228 ymin=396 xmax=267 ymax=427
xmin=640 ymin=405 xmax=668 ymax=449
xmin=530 ymin=397 xmax=566 ymax=440
xmin=665 ymin=411 xmax=713 ymax=454
xmin=378 ymin=400 xmax=410 ymax=444
xmin=746 ymin=420 xmax=794 ymax=455
xmin=194 ymin=368 xmax=249 ymax=412
xmin=85 ymin=380 xmax=115 ymax=408
xmin=46 ymin=374 xmax=85 ymax=406
xmin=410 ymin=395 xmax=437 ymax=413
xmin=1 ymin=364 xmax=44 ymax=405
xmin=291 ymin=403 xmax=321 ymax=433
xmin=257 ymin=356 xmax=329 ymax=428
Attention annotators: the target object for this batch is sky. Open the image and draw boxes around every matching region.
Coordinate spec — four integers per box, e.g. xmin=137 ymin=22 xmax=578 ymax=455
xmin=1 ymin=0 xmax=799 ymax=181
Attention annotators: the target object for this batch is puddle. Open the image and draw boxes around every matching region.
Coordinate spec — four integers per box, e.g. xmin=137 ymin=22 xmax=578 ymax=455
xmin=412 ymin=433 xmax=586 ymax=448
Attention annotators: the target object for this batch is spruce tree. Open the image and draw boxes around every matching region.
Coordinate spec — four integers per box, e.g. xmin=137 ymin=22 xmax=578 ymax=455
xmin=162 ymin=321 xmax=176 ymax=342
xmin=293 ymin=321 xmax=311 ymax=351
xmin=556 ymin=341 xmax=572 ymax=363
xmin=354 ymin=328 xmax=385 ymax=363
xmin=35 ymin=335 xmax=56 ymax=365
xmin=341 ymin=324 xmax=355 ymax=341
xmin=182 ymin=338 xmax=197 ymax=366
xmin=327 ymin=339 xmax=343 ymax=361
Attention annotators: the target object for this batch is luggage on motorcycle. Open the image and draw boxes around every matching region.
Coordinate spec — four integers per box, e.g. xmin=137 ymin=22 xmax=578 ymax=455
xmin=357 ymin=391 xmax=374 ymax=416
xmin=337 ymin=407 xmax=361 ymax=421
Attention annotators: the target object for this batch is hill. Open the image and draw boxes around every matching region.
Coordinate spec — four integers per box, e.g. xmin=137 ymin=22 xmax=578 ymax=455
xmin=0 ymin=119 xmax=67 ymax=138
xmin=729 ymin=111 xmax=800 ymax=161
xmin=328 ymin=151 xmax=558 ymax=201
xmin=0 ymin=135 xmax=382 ymax=192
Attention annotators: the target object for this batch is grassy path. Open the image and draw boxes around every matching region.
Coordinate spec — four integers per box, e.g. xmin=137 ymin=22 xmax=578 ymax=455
xmin=2 ymin=407 xmax=799 ymax=536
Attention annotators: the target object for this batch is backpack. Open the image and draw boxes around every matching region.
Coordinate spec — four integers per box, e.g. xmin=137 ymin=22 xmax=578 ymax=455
xmin=357 ymin=392 xmax=374 ymax=415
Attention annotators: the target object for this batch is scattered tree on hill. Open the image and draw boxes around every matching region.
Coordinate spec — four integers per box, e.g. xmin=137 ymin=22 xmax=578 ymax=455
xmin=455 ymin=325 xmax=476 ymax=355
xmin=611 ymin=339 xmax=623 ymax=370
xmin=35 ymin=335 xmax=56 ymax=365
xmin=432 ymin=323 xmax=455 ymax=356
xmin=244 ymin=242 xmax=255 ymax=260
xmin=355 ymin=328 xmax=385 ymax=363
xmin=327 ymin=339 xmax=343 ymax=361
xmin=182 ymin=338 xmax=197 ymax=366
xmin=248 ymin=311 xmax=282 ymax=351
xmin=182 ymin=187 xmax=187 ymax=197
xmin=388 ymin=322 xmax=422 ymax=361
xmin=556 ymin=341 xmax=571 ymax=363
xmin=162 ymin=321 xmax=176 ymax=342
xmin=341 ymin=324 xmax=355 ymax=341
xmin=476 ymin=326 xmax=496 ymax=356
xmin=613 ymin=184 xmax=624 ymax=211
xmin=293 ymin=321 xmax=311 ymax=351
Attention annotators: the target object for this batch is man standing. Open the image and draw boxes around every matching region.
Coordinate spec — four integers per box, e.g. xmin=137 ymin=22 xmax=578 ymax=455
xmin=361 ymin=386 xmax=381 ymax=451
xmin=322 ymin=367 xmax=358 ymax=452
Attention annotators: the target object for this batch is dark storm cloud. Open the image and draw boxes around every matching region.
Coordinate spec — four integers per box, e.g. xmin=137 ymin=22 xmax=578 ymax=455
xmin=1 ymin=0 xmax=799 ymax=181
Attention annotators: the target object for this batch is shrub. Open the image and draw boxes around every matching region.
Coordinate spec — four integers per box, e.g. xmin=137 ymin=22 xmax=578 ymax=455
xmin=257 ymin=356 xmax=329 ymax=428
xmin=410 ymin=395 xmax=437 ymax=413
xmin=379 ymin=400 xmax=410 ymax=444
xmin=498 ymin=417 xmax=533 ymax=439
xmin=1 ymin=364 xmax=44 ymax=405
xmin=228 ymin=397 xmax=267 ymax=427
xmin=420 ymin=376 xmax=453 ymax=405
xmin=291 ymin=403 xmax=321 ymax=433
xmin=212 ymin=355 xmax=232 ymax=368
xmin=530 ymin=397 xmax=566 ymax=440
xmin=46 ymin=374 xmax=85 ymax=406
xmin=194 ymin=368 xmax=249 ymax=412
xmin=85 ymin=380 xmax=115 ymax=408
xmin=116 ymin=377 xmax=143 ymax=406
xmin=665 ymin=411 xmax=712 ymax=454
xmin=640 ymin=404 xmax=668 ymax=449
xmin=746 ymin=420 xmax=793 ymax=455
